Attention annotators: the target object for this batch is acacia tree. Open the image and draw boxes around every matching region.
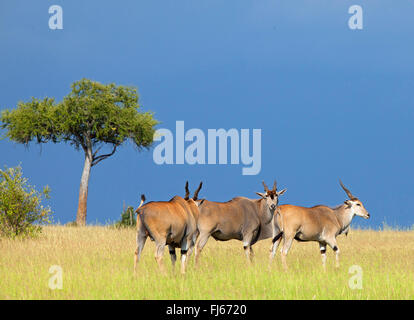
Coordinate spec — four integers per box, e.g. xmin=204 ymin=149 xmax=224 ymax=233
xmin=0 ymin=79 xmax=158 ymax=225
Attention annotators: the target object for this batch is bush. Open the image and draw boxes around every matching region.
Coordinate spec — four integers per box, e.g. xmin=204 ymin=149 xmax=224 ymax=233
xmin=114 ymin=205 xmax=136 ymax=228
xmin=0 ymin=166 xmax=52 ymax=238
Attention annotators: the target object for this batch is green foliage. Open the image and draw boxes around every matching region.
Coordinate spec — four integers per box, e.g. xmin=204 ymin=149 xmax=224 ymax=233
xmin=0 ymin=166 xmax=52 ymax=238
xmin=114 ymin=205 xmax=136 ymax=228
xmin=0 ymin=98 xmax=58 ymax=144
xmin=0 ymin=78 xmax=159 ymax=156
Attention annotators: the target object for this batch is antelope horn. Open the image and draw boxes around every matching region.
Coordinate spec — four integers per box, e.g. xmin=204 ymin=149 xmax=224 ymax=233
xmin=262 ymin=181 xmax=269 ymax=192
xmin=184 ymin=181 xmax=190 ymax=200
xmin=273 ymin=180 xmax=277 ymax=192
xmin=193 ymin=182 xmax=203 ymax=200
xmin=339 ymin=180 xmax=354 ymax=199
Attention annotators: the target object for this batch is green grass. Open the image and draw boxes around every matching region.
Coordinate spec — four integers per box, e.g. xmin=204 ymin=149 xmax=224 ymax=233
xmin=0 ymin=226 xmax=413 ymax=299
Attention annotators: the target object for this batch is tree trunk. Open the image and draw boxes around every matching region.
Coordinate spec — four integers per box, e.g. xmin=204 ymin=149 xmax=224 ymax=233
xmin=76 ymin=150 xmax=92 ymax=226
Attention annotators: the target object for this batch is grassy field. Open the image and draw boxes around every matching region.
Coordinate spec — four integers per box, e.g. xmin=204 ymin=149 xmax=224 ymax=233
xmin=0 ymin=226 xmax=413 ymax=300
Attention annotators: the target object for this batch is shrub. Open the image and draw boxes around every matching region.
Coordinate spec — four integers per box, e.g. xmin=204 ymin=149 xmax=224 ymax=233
xmin=0 ymin=166 xmax=52 ymax=238
xmin=114 ymin=205 xmax=136 ymax=228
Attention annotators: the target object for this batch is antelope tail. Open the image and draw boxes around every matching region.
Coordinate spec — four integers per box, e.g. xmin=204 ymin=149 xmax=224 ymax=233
xmin=276 ymin=207 xmax=284 ymax=232
xmin=135 ymin=194 xmax=146 ymax=214
xmin=271 ymin=208 xmax=284 ymax=243
xmin=272 ymin=231 xmax=283 ymax=244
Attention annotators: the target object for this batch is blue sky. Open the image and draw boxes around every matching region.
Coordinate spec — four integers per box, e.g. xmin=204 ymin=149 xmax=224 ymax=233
xmin=1 ymin=1 xmax=413 ymax=228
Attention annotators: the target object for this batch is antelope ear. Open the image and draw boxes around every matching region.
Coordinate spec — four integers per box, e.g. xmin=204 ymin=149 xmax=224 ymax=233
xmin=277 ymin=189 xmax=287 ymax=196
xmin=344 ymin=200 xmax=351 ymax=207
xmin=195 ymin=199 xmax=205 ymax=207
xmin=256 ymin=192 xmax=266 ymax=199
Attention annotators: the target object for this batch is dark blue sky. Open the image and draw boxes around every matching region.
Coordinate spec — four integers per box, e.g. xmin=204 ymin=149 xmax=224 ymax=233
xmin=1 ymin=1 xmax=413 ymax=228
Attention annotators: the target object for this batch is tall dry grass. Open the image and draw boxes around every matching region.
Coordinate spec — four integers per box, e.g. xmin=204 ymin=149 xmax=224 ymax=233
xmin=0 ymin=226 xmax=413 ymax=299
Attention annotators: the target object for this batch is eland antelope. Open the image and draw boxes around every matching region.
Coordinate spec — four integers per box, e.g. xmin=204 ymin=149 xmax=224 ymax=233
xmin=133 ymin=182 xmax=203 ymax=274
xmin=183 ymin=181 xmax=203 ymax=258
xmin=269 ymin=180 xmax=370 ymax=271
xmin=194 ymin=181 xmax=286 ymax=265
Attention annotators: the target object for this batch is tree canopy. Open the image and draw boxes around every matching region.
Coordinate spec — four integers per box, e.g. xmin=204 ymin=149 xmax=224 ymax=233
xmin=1 ymin=79 xmax=157 ymax=164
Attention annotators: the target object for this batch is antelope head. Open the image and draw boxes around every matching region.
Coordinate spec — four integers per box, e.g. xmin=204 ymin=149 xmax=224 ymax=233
xmin=340 ymin=180 xmax=370 ymax=219
xmin=256 ymin=180 xmax=286 ymax=213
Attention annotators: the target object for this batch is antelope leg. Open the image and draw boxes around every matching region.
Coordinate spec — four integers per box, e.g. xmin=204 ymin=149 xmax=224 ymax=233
xmin=155 ymin=241 xmax=166 ymax=274
xmin=326 ymin=238 xmax=340 ymax=268
xmin=319 ymin=242 xmax=327 ymax=272
xmin=280 ymin=234 xmax=294 ymax=271
xmin=194 ymin=232 xmax=210 ymax=267
xmin=134 ymin=228 xmax=147 ymax=274
xmin=168 ymin=245 xmax=177 ymax=271
xmin=180 ymin=236 xmax=192 ymax=274
xmin=269 ymin=232 xmax=283 ymax=266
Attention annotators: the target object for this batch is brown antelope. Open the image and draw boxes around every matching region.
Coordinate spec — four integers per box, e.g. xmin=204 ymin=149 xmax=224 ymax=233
xmin=133 ymin=182 xmax=203 ymax=274
xmin=269 ymin=180 xmax=370 ymax=271
xmin=194 ymin=181 xmax=286 ymax=265
xmin=183 ymin=181 xmax=203 ymax=258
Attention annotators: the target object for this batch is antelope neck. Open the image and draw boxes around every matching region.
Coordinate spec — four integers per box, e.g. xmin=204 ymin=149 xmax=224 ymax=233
xmin=257 ymin=198 xmax=274 ymax=224
xmin=333 ymin=204 xmax=354 ymax=234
